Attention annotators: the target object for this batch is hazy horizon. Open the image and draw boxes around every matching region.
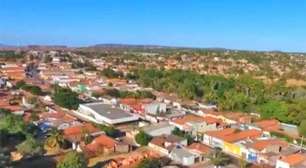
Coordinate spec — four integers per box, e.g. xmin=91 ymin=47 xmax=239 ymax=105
xmin=1 ymin=0 xmax=306 ymax=52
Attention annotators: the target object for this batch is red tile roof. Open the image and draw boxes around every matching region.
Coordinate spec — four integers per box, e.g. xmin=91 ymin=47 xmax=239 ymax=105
xmin=172 ymin=114 xmax=206 ymax=125
xmin=85 ymin=134 xmax=118 ymax=153
xmin=203 ymin=116 xmax=223 ymax=125
xmin=205 ymin=128 xmax=237 ymax=138
xmin=254 ymin=119 xmax=280 ymax=131
xmin=250 ymin=139 xmax=288 ymax=151
xmin=206 ymin=128 xmax=262 ymax=143
xmin=188 ymin=143 xmax=211 ymax=154
xmin=281 ymin=154 xmax=306 ymax=166
xmin=224 ymin=129 xmax=262 ymax=143
xmin=63 ymin=123 xmax=99 ymax=141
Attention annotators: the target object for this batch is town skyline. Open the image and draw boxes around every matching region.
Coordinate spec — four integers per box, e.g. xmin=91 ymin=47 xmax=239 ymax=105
xmin=1 ymin=0 xmax=306 ymax=52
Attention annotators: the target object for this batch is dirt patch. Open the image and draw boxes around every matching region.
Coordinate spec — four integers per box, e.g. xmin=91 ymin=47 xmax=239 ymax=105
xmin=286 ymin=79 xmax=306 ymax=87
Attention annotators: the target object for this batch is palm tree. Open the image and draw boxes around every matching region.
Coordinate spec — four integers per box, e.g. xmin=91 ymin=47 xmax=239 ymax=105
xmin=44 ymin=128 xmax=64 ymax=150
xmin=208 ymin=148 xmax=230 ymax=168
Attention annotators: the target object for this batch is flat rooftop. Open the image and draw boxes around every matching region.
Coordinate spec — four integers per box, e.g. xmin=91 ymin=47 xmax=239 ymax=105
xmin=82 ymin=103 xmax=134 ymax=120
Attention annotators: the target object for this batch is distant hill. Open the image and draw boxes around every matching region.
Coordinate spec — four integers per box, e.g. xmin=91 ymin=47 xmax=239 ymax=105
xmin=89 ymin=43 xmax=173 ymax=49
xmin=0 ymin=43 xmax=18 ymax=50
xmin=0 ymin=43 xmax=13 ymax=47
xmin=26 ymin=45 xmax=68 ymax=49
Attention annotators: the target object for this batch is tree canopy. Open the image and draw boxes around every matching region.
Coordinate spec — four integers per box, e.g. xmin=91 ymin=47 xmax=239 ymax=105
xmin=95 ymin=124 xmax=121 ymax=138
xmin=130 ymin=68 xmax=306 ymax=125
xmin=0 ymin=109 xmax=26 ymax=134
xmin=93 ymin=88 xmax=155 ymax=99
xmin=100 ymin=68 xmax=123 ymax=78
xmin=52 ymin=85 xmax=81 ymax=110
xmin=299 ymin=120 xmax=306 ymax=137
xmin=57 ymin=151 xmax=87 ymax=168
xmin=135 ymin=131 xmax=152 ymax=146
xmin=209 ymin=148 xmax=231 ymax=168
xmin=171 ymin=127 xmax=193 ymax=145
xmin=15 ymin=81 xmax=44 ymax=95
xmin=16 ymin=135 xmax=43 ymax=157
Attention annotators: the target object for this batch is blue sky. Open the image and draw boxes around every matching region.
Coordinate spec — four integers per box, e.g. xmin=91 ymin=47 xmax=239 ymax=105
xmin=0 ymin=0 xmax=305 ymax=52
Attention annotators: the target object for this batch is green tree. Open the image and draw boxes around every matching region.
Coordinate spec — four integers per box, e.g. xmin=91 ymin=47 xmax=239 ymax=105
xmin=0 ymin=130 xmax=9 ymax=147
xmin=57 ymin=151 xmax=87 ymax=168
xmin=21 ymin=84 xmax=44 ymax=95
xmin=259 ymin=100 xmax=289 ymax=122
xmin=16 ymin=135 xmax=43 ymax=157
xmin=100 ymin=68 xmax=123 ymax=78
xmin=0 ymin=108 xmax=11 ymax=117
xmin=298 ymin=120 xmax=306 ymax=148
xmin=96 ymin=124 xmax=120 ymax=138
xmin=171 ymin=127 xmax=193 ymax=145
xmin=299 ymin=120 xmax=306 ymax=137
xmin=171 ymin=127 xmax=185 ymax=137
xmin=15 ymin=80 xmax=26 ymax=89
xmin=208 ymin=149 xmax=230 ymax=168
xmin=52 ymin=86 xmax=81 ymax=110
xmin=25 ymin=123 xmax=40 ymax=138
xmin=0 ymin=112 xmax=26 ymax=134
xmin=135 ymin=131 xmax=152 ymax=146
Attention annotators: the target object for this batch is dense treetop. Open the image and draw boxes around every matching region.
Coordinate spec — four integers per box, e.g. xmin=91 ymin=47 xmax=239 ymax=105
xmin=130 ymin=68 xmax=306 ymax=125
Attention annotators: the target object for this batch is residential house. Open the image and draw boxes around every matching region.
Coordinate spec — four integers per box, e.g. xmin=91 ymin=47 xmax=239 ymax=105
xmin=204 ymin=128 xmax=263 ymax=157
xmin=170 ymin=114 xmax=223 ymax=140
xmin=119 ymin=98 xmax=153 ymax=114
xmin=144 ymin=102 xmax=167 ymax=115
xmin=169 ymin=147 xmax=199 ymax=166
xmin=276 ymin=153 xmax=306 ymax=168
xmin=1 ymin=64 xmax=25 ymax=80
xmin=38 ymin=107 xmax=77 ymax=132
xmin=148 ymin=134 xmax=187 ymax=155
xmin=142 ymin=122 xmax=175 ymax=137
xmin=84 ymin=134 xmax=129 ymax=157
xmin=105 ymin=150 xmax=160 ymax=168
xmin=254 ymin=119 xmax=299 ymax=139
xmin=254 ymin=119 xmax=281 ymax=133
xmin=63 ymin=123 xmax=103 ymax=150
xmin=0 ymin=91 xmax=24 ymax=114
xmin=204 ymin=111 xmax=254 ymax=125
xmin=187 ymin=143 xmax=212 ymax=162
xmin=245 ymin=139 xmax=290 ymax=165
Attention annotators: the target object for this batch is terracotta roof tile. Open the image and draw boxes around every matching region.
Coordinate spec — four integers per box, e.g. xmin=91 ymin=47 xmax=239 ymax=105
xmin=85 ymin=134 xmax=118 ymax=154
xmin=254 ymin=119 xmax=280 ymax=131
xmin=206 ymin=128 xmax=262 ymax=143
xmin=250 ymin=139 xmax=288 ymax=151
xmin=205 ymin=128 xmax=236 ymax=138
xmin=223 ymin=129 xmax=262 ymax=143
xmin=203 ymin=116 xmax=223 ymax=125
xmin=281 ymin=154 xmax=306 ymax=166
xmin=172 ymin=114 xmax=206 ymax=125
xmin=64 ymin=123 xmax=99 ymax=137
xmin=188 ymin=143 xmax=211 ymax=154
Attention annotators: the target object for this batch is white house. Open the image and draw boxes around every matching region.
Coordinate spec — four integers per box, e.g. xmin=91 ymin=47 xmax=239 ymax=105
xmin=144 ymin=102 xmax=167 ymax=115
xmin=169 ymin=147 xmax=199 ymax=166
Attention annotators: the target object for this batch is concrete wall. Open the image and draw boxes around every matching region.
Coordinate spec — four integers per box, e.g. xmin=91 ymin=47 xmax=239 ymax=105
xmin=275 ymin=160 xmax=290 ymax=168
